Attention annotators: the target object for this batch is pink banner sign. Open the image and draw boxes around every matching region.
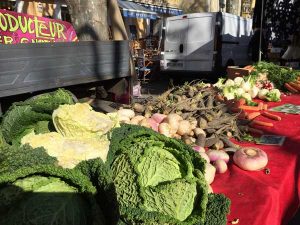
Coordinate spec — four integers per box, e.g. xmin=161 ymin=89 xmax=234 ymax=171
xmin=0 ymin=9 xmax=78 ymax=44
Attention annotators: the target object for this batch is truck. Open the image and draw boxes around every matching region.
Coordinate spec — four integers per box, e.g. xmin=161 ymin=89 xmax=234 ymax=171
xmin=160 ymin=12 xmax=253 ymax=75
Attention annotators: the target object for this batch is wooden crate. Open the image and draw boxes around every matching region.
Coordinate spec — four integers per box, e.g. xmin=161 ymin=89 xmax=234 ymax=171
xmin=227 ymin=66 xmax=251 ymax=79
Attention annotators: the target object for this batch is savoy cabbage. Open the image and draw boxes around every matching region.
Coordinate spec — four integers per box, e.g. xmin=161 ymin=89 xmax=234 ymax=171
xmin=106 ymin=124 xmax=209 ymax=224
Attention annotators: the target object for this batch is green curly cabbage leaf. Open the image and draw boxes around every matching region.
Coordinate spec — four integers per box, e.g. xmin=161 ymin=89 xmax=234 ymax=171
xmin=107 ymin=124 xmax=208 ymax=224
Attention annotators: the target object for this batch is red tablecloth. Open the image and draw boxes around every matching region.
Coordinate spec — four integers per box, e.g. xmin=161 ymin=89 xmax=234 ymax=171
xmin=212 ymin=95 xmax=300 ymax=225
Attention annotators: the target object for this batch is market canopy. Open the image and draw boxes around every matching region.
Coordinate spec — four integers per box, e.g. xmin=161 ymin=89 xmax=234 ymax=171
xmin=118 ymin=0 xmax=157 ymax=20
xmin=138 ymin=3 xmax=183 ymax=16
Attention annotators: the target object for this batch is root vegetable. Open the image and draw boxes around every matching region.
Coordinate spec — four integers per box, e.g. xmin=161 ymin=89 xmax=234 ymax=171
xmin=189 ymin=131 xmax=194 ymax=137
xmin=205 ymin=137 xmax=219 ymax=148
xmin=195 ymin=134 xmax=206 ymax=147
xmin=233 ymin=147 xmax=268 ymax=171
xmin=163 ymin=114 xmax=183 ymax=134
xmin=198 ymin=118 xmax=208 ymax=129
xmin=190 ymin=119 xmax=198 ymax=130
xmin=194 ymin=128 xmax=206 ymax=137
xmin=148 ymin=118 xmax=159 ymax=132
xmin=182 ymin=135 xmax=193 ymax=145
xmin=139 ymin=118 xmax=151 ymax=128
xmin=177 ymin=120 xmax=191 ymax=136
xmin=213 ymin=159 xmax=228 ymax=173
xmin=119 ymin=115 xmax=131 ymax=123
xmin=226 ymin=131 xmax=233 ymax=138
xmin=223 ymin=147 xmax=238 ymax=153
xmin=206 ymin=150 xmax=229 ymax=163
xmin=173 ymin=133 xmax=181 ymax=139
xmin=158 ymin=123 xmax=172 ymax=137
xmin=212 ymin=140 xmax=224 ymax=150
xmin=205 ymin=163 xmax=216 ymax=185
xmin=130 ymin=115 xmax=145 ymax=125
xmin=199 ymin=152 xmax=210 ymax=163
xmin=193 ymin=146 xmax=205 ymax=153
xmin=220 ymin=136 xmax=240 ymax=149
xmin=151 ymin=113 xmax=167 ymax=124
xmin=261 ymin=111 xmax=281 ymax=121
xmin=118 ymin=109 xmax=135 ymax=119
xmin=133 ymin=103 xmax=145 ymax=113
xmin=208 ymin=185 xmax=213 ymax=193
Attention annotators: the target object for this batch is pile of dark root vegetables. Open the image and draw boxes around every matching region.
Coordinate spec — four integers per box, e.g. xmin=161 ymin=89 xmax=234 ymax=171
xmin=124 ymin=81 xmax=242 ymax=151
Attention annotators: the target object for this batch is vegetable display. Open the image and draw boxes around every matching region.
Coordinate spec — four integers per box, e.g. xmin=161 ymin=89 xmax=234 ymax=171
xmin=0 ymin=90 xmax=231 ymax=225
xmin=122 ymin=82 xmax=242 ymax=149
xmin=251 ymin=61 xmax=300 ymax=91
xmin=214 ymin=75 xmax=281 ymax=104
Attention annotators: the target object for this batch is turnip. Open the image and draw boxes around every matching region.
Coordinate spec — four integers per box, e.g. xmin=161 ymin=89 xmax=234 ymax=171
xmin=233 ymin=147 xmax=268 ymax=171
xmin=206 ymin=150 xmax=229 ymax=163
xmin=158 ymin=123 xmax=171 ymax=137
xmin=213 ymin=159 xmax=228 ymax=173
xmin=190 ymin=119 xmax=198 ymax=130
xmin=118 ymin=109 xmax=135 ymax=119
xmin=194 ymin=128 xmax=206 ymax=137
xmin=119 ymin=115 xmax=131 ymax=123
xmin=177 ymin=120 xmax=191 ymax=136
xmin=130 ymin=115 xmax=145 ymax=125
xmin=148 ymin=118 xmax=159 ymax=132
xmin=212 ymin=140 xmax=224 ymax=150
xmin=208 ymin=185 xmax=213 ymax=193
xmin=139 ymin=118 xmax=151 ymax=128
xmin=151 ymin=113 xmax=167 ymax=124
xmin=205 ymin=163 xmax=216 ymax=185
xmin=199 ymin=152 xmax=210 ymax=163
xmin=163 ymin=114 xmax=183 ymax=134
xmin=193 ymin=145 xmax=206 ymax=153
xmin=132 ymin=103 xmax=145 ymax=113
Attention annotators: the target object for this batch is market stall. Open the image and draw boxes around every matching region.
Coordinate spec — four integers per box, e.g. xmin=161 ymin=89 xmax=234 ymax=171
xmin=0 ymin=61 xmax=300 ymax=224
xmin=213 ymin=94 xmax=300 ymax=225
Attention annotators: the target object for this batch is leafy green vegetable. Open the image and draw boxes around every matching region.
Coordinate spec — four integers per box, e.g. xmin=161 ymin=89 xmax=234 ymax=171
xmin=0 ymin=144 xmax=57 ymax=174
xmin=265 ymin=89 xmax=281 ymax=102
xmin=52 ymin=103 xmax=119 ymax=139
xmin=252 ymin=62 xmax=299 ymax=90
xmin=0 ymin=165 xmax=106 ymax=225
xmin=204 ymin=194 xmax=231 ymax=225
xmin=0 ymin=143 xmax=107 ymax=225
xmin=107 ymin=124 xmax=208 ymax=224
xmin=1 ymin=89 xmax=75 ymax=144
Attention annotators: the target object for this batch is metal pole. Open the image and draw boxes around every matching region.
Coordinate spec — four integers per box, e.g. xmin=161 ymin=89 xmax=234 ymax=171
xmin=258 ymin=0 xmax=264 ymax=62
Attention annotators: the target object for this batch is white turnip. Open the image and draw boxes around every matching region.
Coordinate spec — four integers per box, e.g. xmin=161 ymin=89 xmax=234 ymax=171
xmin=233 ymin=147 xmax=268 ymax=171
xmin=206 ymin=150 xmax=229 ymax=163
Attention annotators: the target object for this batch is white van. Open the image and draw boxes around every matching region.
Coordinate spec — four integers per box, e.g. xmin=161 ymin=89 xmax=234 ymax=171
xmin=160 ymin=12 xmax=253 ymax=73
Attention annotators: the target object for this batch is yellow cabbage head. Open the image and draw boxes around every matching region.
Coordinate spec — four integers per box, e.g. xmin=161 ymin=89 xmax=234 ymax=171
xmin=52 ymin=103 xmax=119 ymax=138
xmin=21 ymin=132 xmax=110 ymax=169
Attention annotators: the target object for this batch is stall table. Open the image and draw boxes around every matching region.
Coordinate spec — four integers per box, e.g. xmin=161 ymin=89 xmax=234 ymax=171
xmin=212 ymin=95 xmax=300 ymax=225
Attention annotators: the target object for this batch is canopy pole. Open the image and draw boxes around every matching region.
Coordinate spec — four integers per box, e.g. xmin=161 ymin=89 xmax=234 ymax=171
xmin=258 ymin=0 xmax=264 ymax=62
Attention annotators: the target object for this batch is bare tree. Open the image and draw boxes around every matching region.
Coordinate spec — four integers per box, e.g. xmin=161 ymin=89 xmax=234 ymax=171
xmin=65 ymin=0 xmax=109 ymax=41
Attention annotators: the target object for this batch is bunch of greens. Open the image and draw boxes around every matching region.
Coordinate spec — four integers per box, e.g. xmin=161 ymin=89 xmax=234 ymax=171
xmin=0 ymin=89 xmax=75 ymax=145
xmin=251 ymin=61 xmax=300 ymax=90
